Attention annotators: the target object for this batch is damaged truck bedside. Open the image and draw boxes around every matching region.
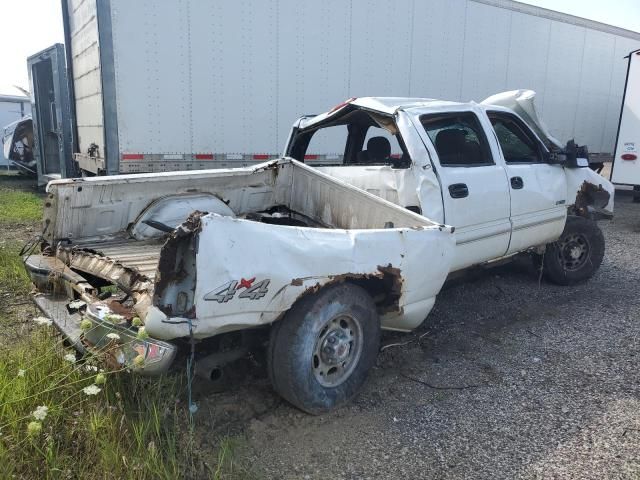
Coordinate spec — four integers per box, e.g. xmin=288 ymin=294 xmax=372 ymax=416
xmin=24 ymin=91 xmax=614 ymax=414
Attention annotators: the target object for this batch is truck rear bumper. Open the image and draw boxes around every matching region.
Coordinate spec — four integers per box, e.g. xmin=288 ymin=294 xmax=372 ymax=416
xmin=26 ymin=255 xmax=177 ymax=375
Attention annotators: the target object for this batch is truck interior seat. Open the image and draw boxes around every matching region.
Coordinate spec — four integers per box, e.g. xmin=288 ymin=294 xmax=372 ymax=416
xmin=356 ymin=136 xmax=391 ymax=164
xmin=435 ymin=129 xmax=466 ymax=164
xmin=463 ymin=140 xmax=484 ymax=164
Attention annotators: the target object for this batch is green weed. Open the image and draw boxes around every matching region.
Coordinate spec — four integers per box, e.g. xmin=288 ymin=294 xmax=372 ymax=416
xmin=0 ymin=176 xmax=254 ymax=479
xmin=0 ymin=324 xmax=185 ymax=479
xmin=0 ymin=243 xmax=31 ymax=293
xmin=0 ymin=184 xmax=42 ymax=224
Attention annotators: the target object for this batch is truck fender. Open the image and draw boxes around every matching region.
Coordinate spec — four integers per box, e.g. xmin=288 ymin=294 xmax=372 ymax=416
xmin=564 ymin=168 xmax=614 ymax=219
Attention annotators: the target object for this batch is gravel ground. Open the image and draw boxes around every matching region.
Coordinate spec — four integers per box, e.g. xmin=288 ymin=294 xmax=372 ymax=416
xmin=193 ymin=191 xmax=640 ymax=479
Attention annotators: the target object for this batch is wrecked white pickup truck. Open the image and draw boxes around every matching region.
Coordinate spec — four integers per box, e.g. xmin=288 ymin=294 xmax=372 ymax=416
xmin=25 ymin=160 xmax=455 ymax=413
xmin=25 ymin=91 xmax=613 ymax=414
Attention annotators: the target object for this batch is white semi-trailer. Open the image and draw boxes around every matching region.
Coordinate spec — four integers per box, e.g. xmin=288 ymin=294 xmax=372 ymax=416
xmin=30 ymin=0 xmax=639 ymax=183
xmin=610 ymin=48 xmax=640 ymax=200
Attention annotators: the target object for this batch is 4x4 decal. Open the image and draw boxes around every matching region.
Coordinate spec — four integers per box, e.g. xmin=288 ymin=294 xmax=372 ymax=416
xmin=204 ymin=277 xmax=271 ymax=303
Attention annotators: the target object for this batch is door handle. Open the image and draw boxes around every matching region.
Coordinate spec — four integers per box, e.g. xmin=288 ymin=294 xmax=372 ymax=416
xmin=510 ymin=176 xmax=524 ymax=189
xmin=448 ymin=183 xmax=469 ymax=199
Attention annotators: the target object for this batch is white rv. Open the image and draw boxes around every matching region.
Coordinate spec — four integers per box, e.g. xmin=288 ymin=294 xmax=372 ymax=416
xmin=610 ymin=49 xmax=640 ymax=200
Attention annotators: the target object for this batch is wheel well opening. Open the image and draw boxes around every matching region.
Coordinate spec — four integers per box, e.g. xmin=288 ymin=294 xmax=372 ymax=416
xmin=571 ymin=181 xmax=611 ymax=218
xmin=344 ymin=272 xmax=402 ymax=315
xmin=289 ymin=266 xmax=403 ymax=316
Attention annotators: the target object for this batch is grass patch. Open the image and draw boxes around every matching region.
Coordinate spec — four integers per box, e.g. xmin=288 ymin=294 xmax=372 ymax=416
xmin=0 ymin=324 xmax=257 ymax=479
xmin=0 ymin=243 xmax=31 ymax=294
xmin=0 ymin=326 xmax=185 ymax=479
xmin=0 ymin=177 xmax=257 ymax=479
xmin=0 ymin=184 xmax=42 ymax=224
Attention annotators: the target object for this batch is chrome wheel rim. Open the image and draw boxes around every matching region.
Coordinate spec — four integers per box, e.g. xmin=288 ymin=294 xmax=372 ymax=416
xmin=312 ymin=314 xmax=363 ymax=387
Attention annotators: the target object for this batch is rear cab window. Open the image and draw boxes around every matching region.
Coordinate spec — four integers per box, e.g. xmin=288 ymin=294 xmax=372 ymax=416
xmin=420 ymin=112 xmax=493 ymax=167
xmin=303 ymin=125 xmax=348 ymax=164
xmin=291 ymin=110 xmax=412 ymax=169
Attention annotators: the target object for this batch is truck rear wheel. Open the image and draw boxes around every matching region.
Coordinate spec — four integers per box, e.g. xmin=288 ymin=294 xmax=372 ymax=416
xmin=268 ymin=283 xmax=380 ymax=414
xmin=541 ymin=215 xmax=605 ymax=285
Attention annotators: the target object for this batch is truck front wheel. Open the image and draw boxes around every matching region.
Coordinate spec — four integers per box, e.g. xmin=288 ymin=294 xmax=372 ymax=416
xmin=541 ymin=215 xmax=605 ymax=285
xmin=268 ymin=283 xmax=380 ymax=414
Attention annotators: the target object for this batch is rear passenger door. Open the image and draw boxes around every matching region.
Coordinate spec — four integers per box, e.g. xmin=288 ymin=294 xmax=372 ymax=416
xmin=417 ymin=110 xmax=511 ymax=271
xmin=486 ymin=111 xmax=567 ymax=254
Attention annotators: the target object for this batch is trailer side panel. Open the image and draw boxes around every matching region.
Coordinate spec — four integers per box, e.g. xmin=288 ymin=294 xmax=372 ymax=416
xmin=65 ymin=0 xmax=104 ymax=170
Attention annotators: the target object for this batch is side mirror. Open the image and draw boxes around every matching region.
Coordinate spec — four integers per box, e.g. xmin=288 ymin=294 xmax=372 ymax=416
xmin=548 ymin=140 xmax=589 ymax=168
xmin=575 ymin=157 xmax=589 ymax=168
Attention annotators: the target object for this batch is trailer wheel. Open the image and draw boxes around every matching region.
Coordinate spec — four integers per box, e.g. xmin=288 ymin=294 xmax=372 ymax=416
xmin=268 ymin=283 xmax=380 ymax=414
xmin=541 ymin=215 xmax=605 ymax=286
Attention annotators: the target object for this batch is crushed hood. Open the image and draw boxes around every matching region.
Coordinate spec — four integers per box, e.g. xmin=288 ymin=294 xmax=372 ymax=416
xmin=481 ymin=90 xmax=563 ymax=150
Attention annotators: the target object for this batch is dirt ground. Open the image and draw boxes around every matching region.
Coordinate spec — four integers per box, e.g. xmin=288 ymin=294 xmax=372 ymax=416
xmin=191 ymin=191 xmax=640 ymax=479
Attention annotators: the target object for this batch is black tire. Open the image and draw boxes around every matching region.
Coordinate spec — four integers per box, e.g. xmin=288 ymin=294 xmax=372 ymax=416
xmin=542 ymin=215 xmax=605 ymax=286
xmin=268 ymin=283 xmax=380 ymax=414
xmin=633 ymin=186 xmax=640 ymax=203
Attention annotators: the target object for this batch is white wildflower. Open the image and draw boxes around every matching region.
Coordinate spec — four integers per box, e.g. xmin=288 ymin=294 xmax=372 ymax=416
xmin=106 ymin=333 xmax=121 ymax=341
xmin=104 ymin=313 xmax=124 ymax=323
xmin=63 ymin=353 xmax=76 ymax=363
xmin=32 ymin=405 xmax=49 ymax=421
xmin=17 ymin=369 xmax=26 ymax=377
xmin=68 ymin=299 xmax=86 ymax=310
xmin=83 ymin=364 xmax=98 ymax=373
xmin=33 ymin=316 xmax=52 ymax=326
xmin=83 ymin=384 xmax=102 ymax=396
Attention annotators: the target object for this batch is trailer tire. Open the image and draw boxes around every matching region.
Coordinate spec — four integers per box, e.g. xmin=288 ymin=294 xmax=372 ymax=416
xmin=541 ymin=215 xmax=604 ymax=286
xmin=268 ymin=283 xmax=380 ymax=414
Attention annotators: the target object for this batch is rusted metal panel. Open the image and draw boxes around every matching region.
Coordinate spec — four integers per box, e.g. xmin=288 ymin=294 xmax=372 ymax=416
xmin=146 ymin=211 xmax=455 ymax=340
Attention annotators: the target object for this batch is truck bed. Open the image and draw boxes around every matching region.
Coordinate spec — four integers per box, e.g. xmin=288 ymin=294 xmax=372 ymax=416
xmin=30 ymin=159 xmax=455 ymax=361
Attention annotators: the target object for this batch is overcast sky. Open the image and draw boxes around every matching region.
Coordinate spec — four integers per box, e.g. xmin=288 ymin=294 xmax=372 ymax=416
xmin=1 ymin=0 xmax=639 ymax=91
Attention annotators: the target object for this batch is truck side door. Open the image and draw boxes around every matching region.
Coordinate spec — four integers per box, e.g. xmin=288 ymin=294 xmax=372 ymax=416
xmin=417 ymin=110 xmax=511 ymax=271
xmin=486 ymin=111 xmax=566 ymax=254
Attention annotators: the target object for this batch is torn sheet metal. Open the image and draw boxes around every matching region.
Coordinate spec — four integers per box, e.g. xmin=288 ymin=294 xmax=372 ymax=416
xmin=146 ymin=212 xmax=455 ymax=340
xmin=481 ymin=90 xmax=563 ymax=150
xmin=565 ymin=167 xmax=614 ymax=214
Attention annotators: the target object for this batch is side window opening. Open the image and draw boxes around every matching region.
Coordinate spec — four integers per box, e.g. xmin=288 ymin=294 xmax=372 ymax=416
xmin=294 ymin=111 xmax=411 ymax=169
xmin=303 ymin=125 xmax=348 ymax=165
xmin=359 ymin=127 xmax=408 ymax=167
xmin=420 ymin=113 xmax=493 ymax=167
xmin=488 ymin=113 xmax=543 ymax=164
